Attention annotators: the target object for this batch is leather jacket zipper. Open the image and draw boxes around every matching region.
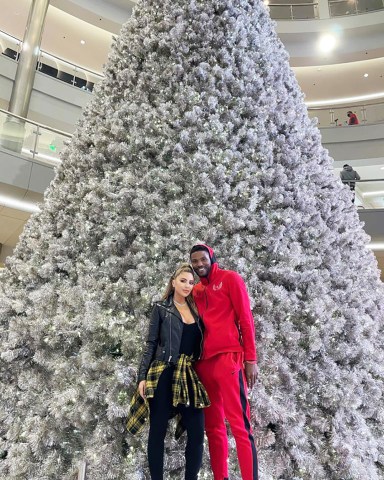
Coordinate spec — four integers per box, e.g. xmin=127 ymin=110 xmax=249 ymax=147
xmin=168 ymin=309 xmax=172 ymax=362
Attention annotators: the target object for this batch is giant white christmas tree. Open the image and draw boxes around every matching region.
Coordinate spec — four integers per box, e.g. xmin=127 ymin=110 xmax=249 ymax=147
xmin=1 ymin=0 xmax=384 ymax=478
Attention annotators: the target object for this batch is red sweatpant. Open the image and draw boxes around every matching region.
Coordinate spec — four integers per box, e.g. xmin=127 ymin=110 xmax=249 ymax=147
xmin=195 ymin=353 xmax=258 ymax=480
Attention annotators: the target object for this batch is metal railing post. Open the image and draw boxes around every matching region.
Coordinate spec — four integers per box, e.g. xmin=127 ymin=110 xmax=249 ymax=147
xmin=361 ymin=105 xmax=367 ymax=124
xmin=31 ymin=125 xmax=41 ymax=160
xmin=329 ymin=109 xmax=335 ymax=126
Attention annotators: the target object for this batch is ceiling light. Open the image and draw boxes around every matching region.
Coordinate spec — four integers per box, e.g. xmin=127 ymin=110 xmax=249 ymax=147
xmin=80 ymin=40 xmax=86 ymax=45
xmin=264 ymin=0 xmax=269 ymax=5
xmin=364 ymin=73 xmax=369 ymax=77
xmin=318 ymin=34 xmax=337 ymax=54
xmin=0 ymin=195 xmax=40 ymax=213
xmin=380 ymin=167 xmax=384 ymax=170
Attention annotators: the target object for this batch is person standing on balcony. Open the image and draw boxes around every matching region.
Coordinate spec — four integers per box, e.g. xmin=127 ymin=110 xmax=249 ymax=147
xmin=340 ymin=164 xmax=361 ymax=203
xmin=347 ymin=111 xmax=359 ymax=125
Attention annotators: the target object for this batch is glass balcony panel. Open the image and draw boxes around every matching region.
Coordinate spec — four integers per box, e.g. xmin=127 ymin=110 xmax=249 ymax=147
xmin=37 ymin=53 xmax=58 ymax=79
xmin=37 ymin=51 xmax=101 ymax=91
xmin=329 ymin=0 xmax=384 ymax=16
xmin=329 ymin=0 xmax=357 ymax=17
xmin=0 ymin=110 xmax=70 ymax=165
xmin=0 ymin=114 xmax=40 ymax=159
xmin=269 ymin=5 xmax=294 ymax=19
xmin=73 ymin=69 xmax=90 ymax=91
xmin=357 ymin=181 xmax=384 ymax=210
xmin=0 ymin=30 xmax=21 ymax=60
xmin=34 ymin=127 xmax=67 ymax=165
xmin=365 ymin=103 xmax=384 ymax=124
xmin=268 ymin=1 xmax=318 ymax=19
xmin=292 ymin=4 xmax=318 ymax=18
xmin=308 ymin=102 xmax=384 ymax=127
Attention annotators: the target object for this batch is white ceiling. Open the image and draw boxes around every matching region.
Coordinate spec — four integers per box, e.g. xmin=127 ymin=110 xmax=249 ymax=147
xmin=0 ymin=0 xmax=115 ymax=73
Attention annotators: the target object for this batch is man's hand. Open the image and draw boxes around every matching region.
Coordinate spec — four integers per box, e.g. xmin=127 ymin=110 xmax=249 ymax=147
xmin=244 ymin=362 xmax=258 ymax=389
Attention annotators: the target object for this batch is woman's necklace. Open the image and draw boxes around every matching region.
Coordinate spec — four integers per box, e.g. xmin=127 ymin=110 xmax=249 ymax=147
xmin=174 ymin=299 xmax=187 ymax=307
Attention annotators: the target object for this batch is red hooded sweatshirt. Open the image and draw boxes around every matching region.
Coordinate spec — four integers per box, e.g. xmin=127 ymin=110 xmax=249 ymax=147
xmin=192 ymin=244 xmax=257 ymax=362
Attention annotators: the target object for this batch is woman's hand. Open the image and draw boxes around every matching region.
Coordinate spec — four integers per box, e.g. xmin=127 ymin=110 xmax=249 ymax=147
xmin=138 ymin=380 xmax=146 ymax=399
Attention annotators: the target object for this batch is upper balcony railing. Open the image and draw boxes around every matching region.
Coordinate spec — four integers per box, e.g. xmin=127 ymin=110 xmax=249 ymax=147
xmin=0 ymin=108 xmax=71 ymax=167
xmin=267 ymin=1 xmax=319 ymax=20
xmin=1 ymin=107 xmax=384 ymax=210
xmin=345 ymin=179 xmax=384 ymax=210
xmin=307 ymin=101 xmax=384 ymax=127
xmin=266 ymin=0 xmax=384 ymax=19
xmin=328 ymin=0 xmax=384 ymax=17
xmin=0 ymin=30 xmax=103 ymax=93
xmin=0 ymin=99 xmax=383 ymax=169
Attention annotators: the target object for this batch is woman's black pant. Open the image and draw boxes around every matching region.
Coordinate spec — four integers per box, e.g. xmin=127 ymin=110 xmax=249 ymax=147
xmin=148 ymin=367 xmax=204 ymax=480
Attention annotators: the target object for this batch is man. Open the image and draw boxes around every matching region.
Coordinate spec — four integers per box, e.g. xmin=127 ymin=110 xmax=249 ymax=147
xmin=340 ymin=164 xmax=361 ymax=203
xmin=190 ymin=244 xmax=258 ymax=480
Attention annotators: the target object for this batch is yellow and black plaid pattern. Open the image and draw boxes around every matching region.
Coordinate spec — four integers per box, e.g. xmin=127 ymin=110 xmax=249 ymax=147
xmin=127 ymin=354 xmax=210 ymax=438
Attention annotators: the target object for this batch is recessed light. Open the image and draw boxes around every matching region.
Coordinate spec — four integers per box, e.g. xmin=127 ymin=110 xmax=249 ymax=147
xmin=264 ymin=0 xmax=269 ymax=5
xmin=364 ymin=73 xmax=369 ymax=77
xmin=318 ymin=34 xmax=337 ymax=54
xmin=380 ymin=167 xmax=384 ymax=170
xmin=80 ymin=40 xmax=86 ymax=45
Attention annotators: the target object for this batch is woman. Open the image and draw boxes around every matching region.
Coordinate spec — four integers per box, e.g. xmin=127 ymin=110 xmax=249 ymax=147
xmin=127 ymin=263 xmax=209 ymax=480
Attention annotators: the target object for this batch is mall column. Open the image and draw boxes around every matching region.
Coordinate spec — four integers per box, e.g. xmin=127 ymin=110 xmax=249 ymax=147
xmin=1 ymin=0 xmax=50 ymax=152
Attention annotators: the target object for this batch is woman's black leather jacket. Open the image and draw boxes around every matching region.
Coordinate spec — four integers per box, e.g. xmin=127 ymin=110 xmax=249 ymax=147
xmin=137 ymin=295 xmax=204 ymax=382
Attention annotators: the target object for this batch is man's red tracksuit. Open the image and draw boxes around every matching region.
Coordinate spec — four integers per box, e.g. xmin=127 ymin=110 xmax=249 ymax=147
xmin=193 ymin=248 xmax=258 ymax=480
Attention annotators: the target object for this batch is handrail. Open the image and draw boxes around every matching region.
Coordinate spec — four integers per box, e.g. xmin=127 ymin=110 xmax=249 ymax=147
xmin=0 ymin=29 xmax=103 ymax=80
xmin=0 ymin=108 xmax=72 ymax=138
xmin=351 ymin=179 xmax=384 ymax=183
xmin=328 ymin=0 xmax=380 ymax=4
xmin=0 ymin=29 xmax=21 ymax=44
xmin=39 ymin=51 xmax=103 ymax=79
xmin=269 ymin=2 xmax=318 ymax=6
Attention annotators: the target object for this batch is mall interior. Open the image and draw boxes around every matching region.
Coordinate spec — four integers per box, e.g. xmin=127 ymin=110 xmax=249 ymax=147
xmin=0 ymin=0 xmax=383 ymax=277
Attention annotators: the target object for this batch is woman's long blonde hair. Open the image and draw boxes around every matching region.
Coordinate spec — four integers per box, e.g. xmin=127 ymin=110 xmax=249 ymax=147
xmin=162 ymin=263 xmax=198 ymax=315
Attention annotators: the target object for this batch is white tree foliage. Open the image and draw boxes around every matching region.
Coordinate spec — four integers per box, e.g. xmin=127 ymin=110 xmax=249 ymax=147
xmin=1 ymin=0 xmax=384 ymax=479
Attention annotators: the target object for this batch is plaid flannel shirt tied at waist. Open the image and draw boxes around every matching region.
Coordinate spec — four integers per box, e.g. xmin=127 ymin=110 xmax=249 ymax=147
xmin=127 ymin=354 xmax=210 ymax=439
